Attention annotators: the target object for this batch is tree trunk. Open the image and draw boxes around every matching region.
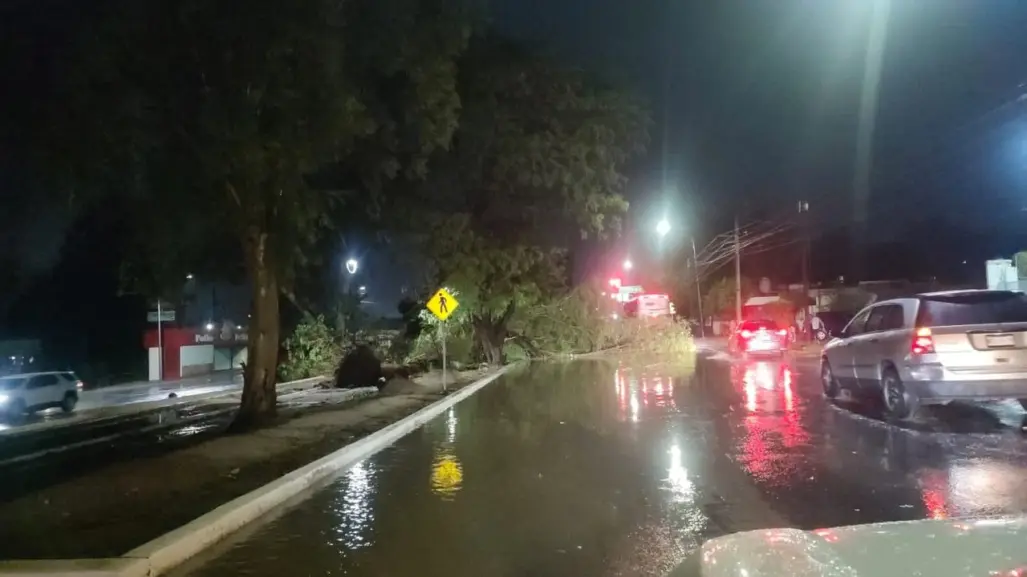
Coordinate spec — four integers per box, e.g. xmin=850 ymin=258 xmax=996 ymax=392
xmin=473 ymin=317 xmax=507 ymax=367
xmin=230 ymin=229 xmax=281 ymax=431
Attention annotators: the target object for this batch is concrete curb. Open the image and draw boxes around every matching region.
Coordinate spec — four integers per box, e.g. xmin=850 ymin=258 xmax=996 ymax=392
xmin=0 ymin=365 xmax=514 ymax=577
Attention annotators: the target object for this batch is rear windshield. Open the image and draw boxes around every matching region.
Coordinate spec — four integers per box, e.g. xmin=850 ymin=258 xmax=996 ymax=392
xmin=0 ymin=378 xmax=24 ymax=391
xmin=740 ymin=319 xmax=780 ymax=331
xmin=918 ymin=292 xmax=1027 ymax=326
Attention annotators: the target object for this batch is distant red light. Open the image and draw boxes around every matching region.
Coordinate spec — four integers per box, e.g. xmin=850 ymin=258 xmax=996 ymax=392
xmin=609 ymin=278 xmax=622 ymax=288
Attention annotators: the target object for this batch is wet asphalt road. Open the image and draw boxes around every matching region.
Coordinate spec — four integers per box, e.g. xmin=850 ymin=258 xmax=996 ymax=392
xmin=171 ymin=353 xmax=1027 ymax=577
xmin=0 ymin=402 xmax=237 ymax=502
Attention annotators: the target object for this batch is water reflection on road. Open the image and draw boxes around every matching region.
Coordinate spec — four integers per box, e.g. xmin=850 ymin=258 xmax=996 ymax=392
xmin=174 ymin=356 xmax=1027 ymax=577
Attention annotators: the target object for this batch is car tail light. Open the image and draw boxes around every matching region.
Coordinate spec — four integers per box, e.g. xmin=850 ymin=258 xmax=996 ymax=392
xmin=777 ymin=329 xmax=788 ymax=337
xmin=740 ymin=330 xmax=753 ymax=339
xmin=911 ymin=327 xmax=935 ymax=355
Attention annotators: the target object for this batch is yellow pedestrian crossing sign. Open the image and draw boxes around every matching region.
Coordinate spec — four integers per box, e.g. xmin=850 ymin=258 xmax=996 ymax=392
xmin=426 ymin=288 xmax=459 ymax=321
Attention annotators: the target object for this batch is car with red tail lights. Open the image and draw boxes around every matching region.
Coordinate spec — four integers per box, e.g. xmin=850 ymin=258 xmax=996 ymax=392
xmin=820 ymin=289 xmax=1027 ymax=420
xmin=732 ymin=319 xmax=790 ymax=358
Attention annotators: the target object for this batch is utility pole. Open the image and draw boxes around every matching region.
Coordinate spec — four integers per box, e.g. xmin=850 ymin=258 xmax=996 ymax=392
xmin=734 ymin=215 xmax=742 ymax=324
xmin=798 ymin=200 xmax=811 ymax=342
xmin=691 ymin=236 xmax=705 ymax=337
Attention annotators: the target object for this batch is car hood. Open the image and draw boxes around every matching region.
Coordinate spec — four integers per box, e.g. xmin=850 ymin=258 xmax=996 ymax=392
xmin=697 ymin=517 xmax=1027 ymax=577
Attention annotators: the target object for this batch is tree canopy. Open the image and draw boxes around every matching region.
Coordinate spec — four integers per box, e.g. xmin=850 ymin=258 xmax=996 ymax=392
xmin=399 ymin=38 xmax=651 ymax=363
xmin=47 ymin=0 xmax=477 ymax=427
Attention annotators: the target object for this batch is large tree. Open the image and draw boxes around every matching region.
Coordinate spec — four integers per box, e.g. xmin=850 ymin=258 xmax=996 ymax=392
xmin=400 ymin=38 xmax=651 ymax=364
xmin=46 ymin=0 xmax=474 ymax=427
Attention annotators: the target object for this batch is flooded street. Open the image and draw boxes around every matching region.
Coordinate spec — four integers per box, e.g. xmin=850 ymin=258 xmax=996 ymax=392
xmin=174 ymin=354 xmax=1027 ymax=577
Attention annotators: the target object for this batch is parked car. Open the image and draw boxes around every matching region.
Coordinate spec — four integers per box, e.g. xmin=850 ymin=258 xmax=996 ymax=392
xmin=0 ymin=371 xmax=83 ymax=418
xmin=732 ymin=319 xmax=790 ymax=357
xmin=821 ymin=289 xmax=1027 ymax=419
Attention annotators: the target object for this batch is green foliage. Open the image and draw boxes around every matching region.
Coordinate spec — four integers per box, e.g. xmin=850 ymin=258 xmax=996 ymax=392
xmin=278 ymin=315 xmax=343 ymax=382
xmin=614 ymin=318 xmax=695 ymax=357
xmin=516 ymin=283 xmax=619 ymax=355
xmin=503 ymin=342 xmax=529 ymax=363
xmin=47 ymin=0 xmax=478 ymax=424
xmin=392 ymin=37 xmax=651 ymax=362
xmin=703 ymin=276 xmax=756 ymax=318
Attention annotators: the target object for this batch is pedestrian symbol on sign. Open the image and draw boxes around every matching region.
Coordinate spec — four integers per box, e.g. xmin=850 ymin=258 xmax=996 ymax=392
xmin=426 ymin=288 xmax=459 ymax=322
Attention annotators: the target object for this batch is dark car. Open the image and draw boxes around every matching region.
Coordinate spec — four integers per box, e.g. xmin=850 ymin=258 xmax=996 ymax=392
xmin=732 ymin=319 xmax=789 ymax=357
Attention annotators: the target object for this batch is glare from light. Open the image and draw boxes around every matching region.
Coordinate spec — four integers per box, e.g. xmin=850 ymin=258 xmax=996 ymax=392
xmin=332 ymin=460 xmax=375 ymax=549
xmin=446 ymin=407 xmax=457 ymax=444
xmin=656 ymin=218 xmax=671 ymax=237
xmin=623 ymin=259 xmax=633 ymax=271
xmin=345 ymin=258 xmax=359 ymax=274
xmin=185 ymin=273 xmax=194 ymax=280
xmin=743 ymin=368 xmax=757 ymax=412
xmin=667 ymin=444 xmax=695 ymax=503
xmin=205 ymin=323 xmax=214 ymax=331
xmin=358 ymin=285 xmax=367 ymax=292
xmin=630 ymin=389 xmax=640 ymax=423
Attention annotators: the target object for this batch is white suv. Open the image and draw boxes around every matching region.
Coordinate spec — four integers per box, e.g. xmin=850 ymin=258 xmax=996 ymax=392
xmin=0 ymin=371 xmax=83 ymax=418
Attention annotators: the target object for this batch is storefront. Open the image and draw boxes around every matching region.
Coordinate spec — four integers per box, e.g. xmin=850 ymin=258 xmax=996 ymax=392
xmin=142 ymin=323 xmax=248 ymax=381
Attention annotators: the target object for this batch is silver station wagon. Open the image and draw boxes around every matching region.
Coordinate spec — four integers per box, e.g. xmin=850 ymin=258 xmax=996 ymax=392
xmin=821 ymin=290 xmax=1027 ymax=419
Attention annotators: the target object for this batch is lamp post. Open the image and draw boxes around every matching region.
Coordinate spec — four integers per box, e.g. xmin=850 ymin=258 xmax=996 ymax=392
xmin=654 ymin=217 xmax=704 ymax=337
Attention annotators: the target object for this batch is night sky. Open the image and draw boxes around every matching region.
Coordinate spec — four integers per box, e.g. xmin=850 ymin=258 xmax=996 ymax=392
xmin=493 ymin=1 xmax=1027 ymax=235
xmin=4 ymin=1 xmax=1027 ymax=368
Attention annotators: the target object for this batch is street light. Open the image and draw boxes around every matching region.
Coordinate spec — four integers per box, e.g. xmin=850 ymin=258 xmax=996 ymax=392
xmin=345 ymin=258 xmax=359 ymax=275
xmin=656 ymin=218 xmax=671 ymax=237
xmin=205 ymin=322 xmax=214 ymax=331
xmin=623 ymin=259 xmax=633 ymax=271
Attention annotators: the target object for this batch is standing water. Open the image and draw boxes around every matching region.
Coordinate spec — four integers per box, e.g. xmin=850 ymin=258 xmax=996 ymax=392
xmin=171 ymin=359 xmax=731 ymax=577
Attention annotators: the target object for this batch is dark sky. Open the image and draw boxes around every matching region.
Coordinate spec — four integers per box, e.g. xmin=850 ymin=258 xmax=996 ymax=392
xmin=492 ymin=0 xmax=1027 ymax=238
xmin=6 ymin=1 xmax=1027 ymax=284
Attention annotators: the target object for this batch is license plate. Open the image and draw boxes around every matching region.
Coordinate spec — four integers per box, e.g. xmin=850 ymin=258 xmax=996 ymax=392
xmin=986 ymin=334 xmax=1016 ymax=348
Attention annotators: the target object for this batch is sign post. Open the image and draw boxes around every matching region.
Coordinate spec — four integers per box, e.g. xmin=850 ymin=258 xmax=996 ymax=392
xmin=156 ymin=300 xmax=164 ymax=381
xmin=425 ymin=288 xmax=460 ymax=392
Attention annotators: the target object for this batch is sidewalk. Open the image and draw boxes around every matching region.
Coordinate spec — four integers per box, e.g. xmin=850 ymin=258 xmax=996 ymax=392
xmin=0 ymin=367 xmax=495 ymax=560
xmin=76 ymin=372 xmax=241 ymax=411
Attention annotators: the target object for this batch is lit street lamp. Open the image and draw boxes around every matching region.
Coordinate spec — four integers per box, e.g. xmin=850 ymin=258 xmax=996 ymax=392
xmin=656 ymin=218 xmax=671 ymax=237
xmin=622 ymin=259 xmax=633 ymax=271
xmin=345 ymin=258 xmax=359 ymax=275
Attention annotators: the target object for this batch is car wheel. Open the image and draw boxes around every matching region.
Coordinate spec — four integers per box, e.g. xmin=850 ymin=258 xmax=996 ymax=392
xmin=821 ymin=359 xmax=839 ymax=399
xmin=882 ymin=367 xmax=917 ymax=420
xmin=61 ymin=392 xmax=78 ymax=413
